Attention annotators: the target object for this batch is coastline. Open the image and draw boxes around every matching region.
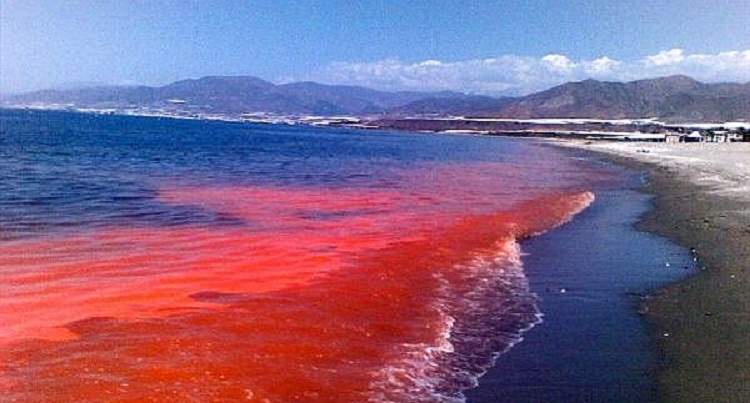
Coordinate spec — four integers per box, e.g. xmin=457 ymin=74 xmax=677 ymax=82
xmin=549 ymin=141 xmax=750 ymax=402
xmin=5 ymin=108 xmax=747 ymax=400
xmin=465 ymin=147 xmax=698 ymax=402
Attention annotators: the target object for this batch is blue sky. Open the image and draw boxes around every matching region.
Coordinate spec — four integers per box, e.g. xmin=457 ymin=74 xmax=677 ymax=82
xmin=2 ymin=0 xmax=749 ymax=95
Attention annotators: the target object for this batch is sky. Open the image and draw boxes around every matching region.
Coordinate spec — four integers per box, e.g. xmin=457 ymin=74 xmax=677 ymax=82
xmin=2 ymin=0 xmax=749 ymax=95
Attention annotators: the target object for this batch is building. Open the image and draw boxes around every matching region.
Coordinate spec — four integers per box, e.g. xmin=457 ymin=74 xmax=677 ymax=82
xmin=684 ymin=131 xmax=703 ymax=142
xmin=665 ymin=133 xmax=682 ymax=143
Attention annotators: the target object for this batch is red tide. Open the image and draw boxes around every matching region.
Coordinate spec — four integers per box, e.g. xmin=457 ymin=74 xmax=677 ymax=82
xmin=1 ymin=159 xmax=594 ymax=401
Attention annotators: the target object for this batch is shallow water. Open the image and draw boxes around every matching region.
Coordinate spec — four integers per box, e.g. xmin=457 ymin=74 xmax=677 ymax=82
xmin=1 ymin=110 xmax=622 ymax=401
xmin=466 ymin=161 xmax=697 ymax=403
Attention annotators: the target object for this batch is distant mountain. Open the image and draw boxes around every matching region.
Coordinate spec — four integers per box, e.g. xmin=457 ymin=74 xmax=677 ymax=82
xmin=494 ymin=75 xmax=750 ymax=121
xmin=4 ymin=76 xmax=451 ymax=116
xmin=276 ymin=82 xmax=457 ymax=115
xmin=5 ymin=75 xmax=749 ymax=122
xmin=50 ymin=81 xmax=110 ymax=91
xmin=6 ymin=85 xmax=157 ymax=107
xmin=388 ymin=95 xmax=517 ymax=117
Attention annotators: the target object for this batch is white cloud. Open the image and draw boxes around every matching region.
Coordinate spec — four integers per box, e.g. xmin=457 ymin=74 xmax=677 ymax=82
xmin=638 ymin=49 xmax=750 ymax=82
xmin=294 ymin=49 xmax=750 ymax=96
xmin=542 ymin=54 xmax=576 ymax=71
xmin=645 ymin=48 xmax=686 ymax=66
xmin=419 ymin=60 xmax=443 ymax=67
xmin=583 ymin=57 xmax=620 ymax=75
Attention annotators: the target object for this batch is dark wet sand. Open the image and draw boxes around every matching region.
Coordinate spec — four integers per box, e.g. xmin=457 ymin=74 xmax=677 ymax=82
xmin=627 ymin=159 xmax=750 ymax=402
xmin=561 ymin=143 xmax=750 ymax=402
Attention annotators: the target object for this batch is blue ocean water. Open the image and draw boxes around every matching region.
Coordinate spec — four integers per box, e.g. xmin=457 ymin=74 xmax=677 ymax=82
xmin=0 ymin=109 xmax=546 ymax=240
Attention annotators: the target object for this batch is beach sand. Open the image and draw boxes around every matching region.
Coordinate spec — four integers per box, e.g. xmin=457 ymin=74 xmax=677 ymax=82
xmin=552 ymin=141 xmax=750 ymax=402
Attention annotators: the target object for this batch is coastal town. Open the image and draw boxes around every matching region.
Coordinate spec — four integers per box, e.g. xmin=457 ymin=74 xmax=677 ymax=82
xmin=6 ymin=101 xmax=750 ymax=143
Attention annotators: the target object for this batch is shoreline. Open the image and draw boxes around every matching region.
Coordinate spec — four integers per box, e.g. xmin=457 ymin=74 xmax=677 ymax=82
xmin=548 ymin=141 xmax=750 ymax=402
xmin=465 ymin=145 xmax=697 ymax=402
xmin=5 ymin=109 xmax=748 ymax=400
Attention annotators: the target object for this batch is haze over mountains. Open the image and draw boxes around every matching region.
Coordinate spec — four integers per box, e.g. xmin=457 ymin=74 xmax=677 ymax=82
xmin=4 ymin=75 xmax=749 ymax=122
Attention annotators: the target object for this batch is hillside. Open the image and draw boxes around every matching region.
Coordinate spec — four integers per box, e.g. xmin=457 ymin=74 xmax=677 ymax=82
xmin=387 ymin=95 xmax=517 ymax=117
xmin=494 ymin=75 xmax=750 ymax=122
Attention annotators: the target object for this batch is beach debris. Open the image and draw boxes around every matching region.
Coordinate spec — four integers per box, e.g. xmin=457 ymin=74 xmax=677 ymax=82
xmin=663 ymin=332 xmax=670 ymax=338
xmin=689 ymin=247 xmax=699 ymax=262
xmin=559 ymin=287 xmax=568 ymax=294
xmin=665 ymin=262 xmax=671 ymax=267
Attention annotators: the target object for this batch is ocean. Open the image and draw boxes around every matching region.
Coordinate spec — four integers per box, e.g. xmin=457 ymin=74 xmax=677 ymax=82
xmin=0 ymin=110 xmax=692 ymax=402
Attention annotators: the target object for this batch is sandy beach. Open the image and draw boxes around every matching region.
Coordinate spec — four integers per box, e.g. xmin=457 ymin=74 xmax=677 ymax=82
xmin=551 ymin=141 xmax=750 ymax=402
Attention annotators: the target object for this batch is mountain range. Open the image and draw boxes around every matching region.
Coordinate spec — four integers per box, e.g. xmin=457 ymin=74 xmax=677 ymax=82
xmin=3 ymin=76 xmax=454 ymax=116
xmin=495 ymin=75 xmax=750 ymax=122
xmin=4 ymin=75 xmax=749 ymax=122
